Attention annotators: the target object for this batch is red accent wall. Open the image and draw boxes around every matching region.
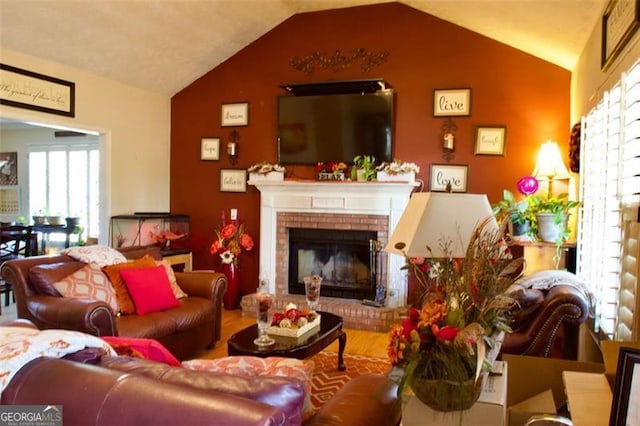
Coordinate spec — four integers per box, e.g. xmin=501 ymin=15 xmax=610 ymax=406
xmin=170 ymin=2 xmax=570 ymax=296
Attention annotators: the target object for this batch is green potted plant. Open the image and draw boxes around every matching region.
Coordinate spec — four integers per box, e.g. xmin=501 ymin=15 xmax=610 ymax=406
xmin=350 ymin=155 xmax=377 ymax=181
xmin=530 ymin=193 xmax=580 ymax=268
xmin=492 ymin=190 xmax=536 ymax=238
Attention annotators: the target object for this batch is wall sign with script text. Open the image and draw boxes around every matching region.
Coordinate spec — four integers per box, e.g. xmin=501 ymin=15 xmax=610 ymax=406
xmin=221 ymin=103 xmax=249 ymax=127
xmin=220 ymin=169 xmax=247 ymax=192
xmin=433 ymin=88 xmax=471 ymax=117
xmin=474 ymin=126 xmax=506 ymax=156
xmin=0 ymin=64 xmax=75 ymax=117
xmin=429 ymin=164 xmax=469 ymax=193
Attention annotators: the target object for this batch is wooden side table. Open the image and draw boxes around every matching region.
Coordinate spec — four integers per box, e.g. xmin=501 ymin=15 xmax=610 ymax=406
xmin=509 ymin=241 xmax=577 ymax=274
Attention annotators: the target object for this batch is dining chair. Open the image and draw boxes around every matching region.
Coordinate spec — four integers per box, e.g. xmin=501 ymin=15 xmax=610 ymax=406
xmin=0 ymin=224 xmax=34 ymax=309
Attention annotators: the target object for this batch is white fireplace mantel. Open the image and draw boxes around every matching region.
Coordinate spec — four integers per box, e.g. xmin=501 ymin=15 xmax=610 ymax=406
xmin=249 ymin=179 xmax=419 ymax=306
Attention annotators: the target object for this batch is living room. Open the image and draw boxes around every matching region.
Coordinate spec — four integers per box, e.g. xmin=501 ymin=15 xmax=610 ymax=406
xmin=1 ymin=1 xmax=639 ymax=424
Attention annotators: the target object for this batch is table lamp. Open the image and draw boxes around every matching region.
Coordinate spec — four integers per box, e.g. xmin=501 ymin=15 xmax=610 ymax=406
xmin=532 ymin=140 xmax=571 ymax=197
xmin=385 ymin=192 xmax=498 ymax=258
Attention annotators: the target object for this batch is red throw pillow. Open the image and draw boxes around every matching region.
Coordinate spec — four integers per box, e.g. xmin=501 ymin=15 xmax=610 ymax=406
xmin=101 ymin=336 xmax=181 ymax=366
xmin=119 ymin=265 xmax=180 ymax=315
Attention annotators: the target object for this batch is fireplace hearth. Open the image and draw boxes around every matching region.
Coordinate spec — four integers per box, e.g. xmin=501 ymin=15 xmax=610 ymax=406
xmin=288 ymin=228 xmax=380 ymax=300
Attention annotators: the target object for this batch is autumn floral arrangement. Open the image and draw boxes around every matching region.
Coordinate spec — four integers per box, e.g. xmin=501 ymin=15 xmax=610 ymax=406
xmin=209 ymin=212 xmax=254 ymax=265
xmin=376 ymin=160 xmax=420 ymax=175
xmin=314 ymin=161 xmax=348 ymax=180
xmin=247 ymin=162 xmax=285 ymax=175
xmin=387 ymin=218 xmax=523 ymax=410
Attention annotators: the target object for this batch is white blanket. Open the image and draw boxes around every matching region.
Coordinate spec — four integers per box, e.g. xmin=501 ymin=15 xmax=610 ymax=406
xmin=0 ymin=327 xmax=116 ymax=397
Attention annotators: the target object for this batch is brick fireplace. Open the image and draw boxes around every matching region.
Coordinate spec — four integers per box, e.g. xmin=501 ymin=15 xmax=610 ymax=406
xmin=240 ymin=179 xmax=418 ymax=331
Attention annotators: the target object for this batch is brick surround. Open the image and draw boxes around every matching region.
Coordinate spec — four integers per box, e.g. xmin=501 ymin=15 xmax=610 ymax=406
xmin=274 ymin=211 xmax=389 ymax=298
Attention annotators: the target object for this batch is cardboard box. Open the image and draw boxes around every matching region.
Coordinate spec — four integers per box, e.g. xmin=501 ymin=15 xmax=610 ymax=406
xmin=503 ymin=354 xmax=604 ymax=426
xmin=401 ymin=361 xmax=508 ymax=426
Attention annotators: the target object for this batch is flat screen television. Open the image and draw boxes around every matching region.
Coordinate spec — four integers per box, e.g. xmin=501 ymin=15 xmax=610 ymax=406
xmin=277 ymin=90 xmax=394 ymax=165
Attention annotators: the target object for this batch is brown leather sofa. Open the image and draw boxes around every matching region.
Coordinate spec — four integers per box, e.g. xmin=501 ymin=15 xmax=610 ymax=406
xmin=1 ymin=245 xmax=227 ymax=360
xmin=502 ymin=280 xmax=591 ymax=359
xmin=2 ymin=354 xmax=400 ymax=426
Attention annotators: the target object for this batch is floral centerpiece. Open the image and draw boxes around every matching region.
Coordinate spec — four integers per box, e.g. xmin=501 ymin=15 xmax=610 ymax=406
xmin=315 ymin=161 xmax=347 ymax=181
xmin=376 ymin=160 xmax=420 ymax=182
xmin=387 ymin=218 xmax=523 ymax=411
xmin=210 ymin=211 xmax=255 ymax=309
xmin=248 ymin=162 xmax=285 ymax=181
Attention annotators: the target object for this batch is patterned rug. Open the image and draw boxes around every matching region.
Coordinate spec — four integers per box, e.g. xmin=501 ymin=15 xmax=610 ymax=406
xmin=309 ymin=351 xmax=391 ymax=411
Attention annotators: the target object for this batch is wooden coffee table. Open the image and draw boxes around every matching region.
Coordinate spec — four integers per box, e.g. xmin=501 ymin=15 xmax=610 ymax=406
xmin=227 ymin=311 xmax=347 ymax=371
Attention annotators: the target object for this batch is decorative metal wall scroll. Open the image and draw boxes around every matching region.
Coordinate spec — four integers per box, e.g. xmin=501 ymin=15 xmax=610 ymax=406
xmin=289 ymin=48 xmax=389 ymax=75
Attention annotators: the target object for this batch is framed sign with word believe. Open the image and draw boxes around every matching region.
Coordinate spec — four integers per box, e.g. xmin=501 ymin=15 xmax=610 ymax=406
xmin=220 ymin=169 xmax=247 ymax=192
xmin=433 ymin=88 xmax=471 ymax=117
xmin=429 ymin=163 xmax=469 ymax=193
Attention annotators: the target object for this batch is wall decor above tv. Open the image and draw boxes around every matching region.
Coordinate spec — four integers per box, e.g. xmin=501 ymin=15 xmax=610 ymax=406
xmin=277 ymin=79 xmax=394 ymax=165
xmin=281 ymin=78 xmax=389 ymax=96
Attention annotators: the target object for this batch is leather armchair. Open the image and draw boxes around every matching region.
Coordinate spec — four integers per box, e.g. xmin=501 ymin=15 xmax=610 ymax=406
xmin=502 ymin=272 xmax=591 ymax=359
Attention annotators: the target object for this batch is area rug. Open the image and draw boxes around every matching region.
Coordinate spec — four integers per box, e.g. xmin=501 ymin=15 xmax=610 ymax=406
xmin=309 ymin=351 xmax=391 ymax=411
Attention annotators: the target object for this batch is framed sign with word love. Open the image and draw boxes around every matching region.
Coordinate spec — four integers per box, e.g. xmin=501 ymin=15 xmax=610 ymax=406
xmin=429 ymin=163 xmax=469 ymax=193
xmin=474 ymin=126 xmax=506 ymax=156
xmin=221 ymin=102 xmax=249 ymax=127
xmin=433 ymin=88 xmax=471 ymax=117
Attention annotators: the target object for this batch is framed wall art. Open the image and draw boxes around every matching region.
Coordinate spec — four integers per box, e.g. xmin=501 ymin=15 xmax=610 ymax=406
xmin=474 ymin=126 xmax=506 ymax=156
xmin=433 ymin=88 xmax=471 ymax=117
xmin=429 ymin=164 xmax=469 ymax=193
xmin=0 ymin=187 xmax=20 ymax=214
xmin=610 ymin=346 xmax=640 ymax=425
xmin=220 ymin=169 xmax=247 ymax=192
xmin=0 ymin=64 xmax=75 ymax=117
xmin=221 ymin=102 xmax=249 ymax=127
xmin=0 ymin=152 xmax=18 ymax=185
xmin=201 ymin=137 xmax=220 ymax=161
xmin=601 ymin=0 xmax=640 ymax=70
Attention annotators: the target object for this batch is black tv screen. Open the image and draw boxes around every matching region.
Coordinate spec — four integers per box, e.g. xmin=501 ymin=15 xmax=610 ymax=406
xmin=277 ymin=90 xmax=394 ymax=165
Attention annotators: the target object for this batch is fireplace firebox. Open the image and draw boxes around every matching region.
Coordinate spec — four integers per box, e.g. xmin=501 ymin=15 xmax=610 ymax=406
xmin=288 ymin=228 xmax=379 ymax=300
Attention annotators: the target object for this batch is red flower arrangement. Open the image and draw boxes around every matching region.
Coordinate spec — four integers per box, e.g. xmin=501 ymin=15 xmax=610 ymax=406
xmin=209 ymin=212 xmax=254 ymax=265
xmin=314 ymin=161 xmax=347 ymax=175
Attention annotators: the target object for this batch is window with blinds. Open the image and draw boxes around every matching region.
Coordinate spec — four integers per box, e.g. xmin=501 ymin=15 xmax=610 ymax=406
xmin=28 ymin=143 xmax=100 ymax=241
xmin=579 ymin=59 xmax=640 ymax=341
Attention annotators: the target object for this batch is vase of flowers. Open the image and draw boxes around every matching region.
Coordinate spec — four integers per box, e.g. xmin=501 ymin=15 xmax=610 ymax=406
xmin=210 ymin=211 xmax=254 ymax=309
xmin=387 ymin=218 xmax=522 ymax=411
xmin=315 ymin=161 xmax=347 ymax=181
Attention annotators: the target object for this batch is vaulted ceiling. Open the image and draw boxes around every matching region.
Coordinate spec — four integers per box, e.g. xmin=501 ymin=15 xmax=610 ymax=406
xmin=1 ymin=0 xmax=607 ymax=96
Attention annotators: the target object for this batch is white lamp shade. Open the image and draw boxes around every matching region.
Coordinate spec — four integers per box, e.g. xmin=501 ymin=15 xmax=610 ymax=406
xmin=385 ymin=192 xmax=498 ymax=258
xmin=532 ymin=140 xmax=571 ymax=180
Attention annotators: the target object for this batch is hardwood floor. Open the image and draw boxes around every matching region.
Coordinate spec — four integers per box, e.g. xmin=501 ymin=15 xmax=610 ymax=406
xmin=1 ymin=300 xmax=391 ymax=360
xmin=193 ymin=309 xmax=390 ymax=360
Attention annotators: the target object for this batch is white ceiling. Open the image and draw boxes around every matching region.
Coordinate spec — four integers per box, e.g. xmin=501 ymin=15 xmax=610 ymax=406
xmin=1 ymin=0 xmax=607 ymax=97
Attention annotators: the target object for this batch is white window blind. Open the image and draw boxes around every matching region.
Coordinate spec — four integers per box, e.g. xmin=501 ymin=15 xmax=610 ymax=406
xmin=579 ymin=59 xmax=640 ymax=341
